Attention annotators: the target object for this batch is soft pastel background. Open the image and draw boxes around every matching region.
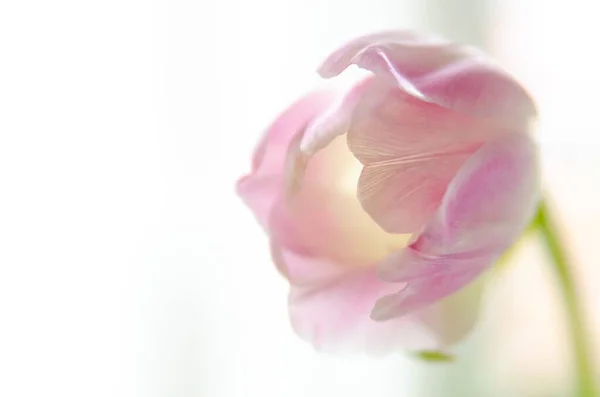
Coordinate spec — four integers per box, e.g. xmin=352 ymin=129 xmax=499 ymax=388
xmin=0 ymin=0 xmax=598 ymax=396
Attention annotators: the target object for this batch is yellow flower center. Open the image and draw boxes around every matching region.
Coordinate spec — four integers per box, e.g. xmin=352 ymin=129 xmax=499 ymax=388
xmin=308 ymin=135 xmax=410 ymax=266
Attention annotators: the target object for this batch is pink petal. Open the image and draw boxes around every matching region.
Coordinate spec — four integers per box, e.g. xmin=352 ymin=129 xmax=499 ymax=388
xmin=424 ymin=133 xmax=539 ymax=255
xmin=347 ymin=87 xmax=492 ymax=233
xmin=236 ymin=90 xmax=338 ymax=227
xmin=271 ymin=242 xmax=347 ymax=286
xmin=273 ymin=244 xmax=442 ymax=353
xmin=355 ymin=151 xmax=471 ymax=234
xmin=415 ymin=59 xmax=537 ymax=129
xmin=371 ymin=134 xmax=539 ymax=320
xmin=319 ymin=30 xmax=537 ymax=128
xmin=318 ymin=30 xmax=454 ymax=80
xmin=236 ymin=174 xmax=283 ymax=229
xmin=268 ymin=182 xmax=343 ymax=259
xmin=299 ymin=76 xmax=375 ymax=156
xmin=274 ymin=244 xmax=483 ymax=353
xmin=371 ymin=255 xmax=488 ymax=321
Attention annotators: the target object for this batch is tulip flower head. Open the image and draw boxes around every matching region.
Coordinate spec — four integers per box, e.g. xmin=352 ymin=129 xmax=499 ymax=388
xmin=237 ymin=30 xmax=539 ymax=354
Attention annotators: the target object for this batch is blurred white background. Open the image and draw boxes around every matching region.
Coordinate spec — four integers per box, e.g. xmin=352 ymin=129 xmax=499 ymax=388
xmin=0 ymin=1 xmax=424 ymax=396
xmin=1 ymin=0 xmax=599 ymax=396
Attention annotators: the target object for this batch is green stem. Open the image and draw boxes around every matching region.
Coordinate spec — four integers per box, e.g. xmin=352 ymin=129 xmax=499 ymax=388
xmin=535 ymin=199 xmax=597 ymax=397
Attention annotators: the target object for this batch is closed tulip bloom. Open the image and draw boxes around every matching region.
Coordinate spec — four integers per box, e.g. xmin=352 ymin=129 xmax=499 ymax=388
xmin=237 ymin=30 xmax=539 ymax=354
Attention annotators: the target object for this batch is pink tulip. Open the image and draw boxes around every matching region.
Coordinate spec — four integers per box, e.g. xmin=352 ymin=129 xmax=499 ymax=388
xmin=237 ymin=31 xmax=539 ymax=354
